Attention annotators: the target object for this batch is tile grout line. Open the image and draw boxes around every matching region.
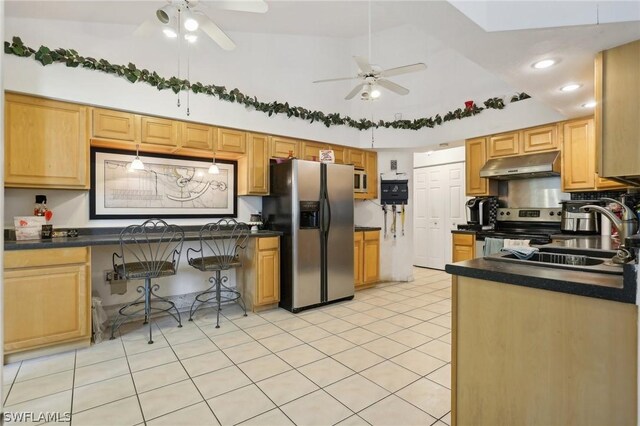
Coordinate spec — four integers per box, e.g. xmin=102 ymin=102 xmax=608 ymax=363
xmin=68 ymin=350 xmax=78 ymax=425
xmin=118 ymin=330 xmax=149 ymax=426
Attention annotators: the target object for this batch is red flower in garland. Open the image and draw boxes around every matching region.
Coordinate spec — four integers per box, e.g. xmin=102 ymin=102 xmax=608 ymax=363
xmin=465 ymin=100 xmax=475 ymax=110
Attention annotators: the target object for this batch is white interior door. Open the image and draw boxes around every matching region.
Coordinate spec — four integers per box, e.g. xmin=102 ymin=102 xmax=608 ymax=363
xmin=413 ymin=161 xmax=466 ymax=270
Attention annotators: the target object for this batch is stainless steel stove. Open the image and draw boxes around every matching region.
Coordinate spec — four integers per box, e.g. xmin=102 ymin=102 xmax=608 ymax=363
xmin=476 ymin=207 xmax=562 ymax=245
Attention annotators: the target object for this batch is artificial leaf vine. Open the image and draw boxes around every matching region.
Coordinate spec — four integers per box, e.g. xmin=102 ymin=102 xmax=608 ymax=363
xmin=5 ymin=37 xmax=531 ymax=131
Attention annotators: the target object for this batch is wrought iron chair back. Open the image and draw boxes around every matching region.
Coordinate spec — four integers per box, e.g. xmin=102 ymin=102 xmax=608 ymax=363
xmin=114 ymin=218 xmax=185 ymax=279
xmin=190 ymin=219 xmax=250 ymax=271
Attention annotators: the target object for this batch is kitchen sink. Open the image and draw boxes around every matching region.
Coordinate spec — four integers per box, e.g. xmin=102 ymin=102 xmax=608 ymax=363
xmin=484 ymin=248 xmax=623 ymax=275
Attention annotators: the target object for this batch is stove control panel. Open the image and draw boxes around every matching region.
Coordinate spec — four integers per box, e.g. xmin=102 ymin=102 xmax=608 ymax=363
xmin=497 ymin=208 xmax=562 ymax=222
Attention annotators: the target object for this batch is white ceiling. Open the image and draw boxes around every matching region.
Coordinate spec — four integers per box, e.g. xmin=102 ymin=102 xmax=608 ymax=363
xmin=5 ymin=1 xmax=640 ymax=140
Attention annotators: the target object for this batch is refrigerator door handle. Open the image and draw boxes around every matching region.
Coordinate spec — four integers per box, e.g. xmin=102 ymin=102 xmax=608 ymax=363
xmin=322 ymin=196 xmax=331 ymax=235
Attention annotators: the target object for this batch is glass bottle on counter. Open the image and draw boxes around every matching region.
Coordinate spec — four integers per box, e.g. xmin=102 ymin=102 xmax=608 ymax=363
xmin=34 ymin=195 xmax=53 ymax=221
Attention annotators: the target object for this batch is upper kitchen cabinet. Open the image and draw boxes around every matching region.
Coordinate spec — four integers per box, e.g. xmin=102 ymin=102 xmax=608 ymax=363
xmin=216 ymin=128 xmax=246 ymax=155
xmin=330 ymin=145 xmax=346 ymax=164
xmin=5 ymin=93 xmax=89 ymax=189
xmin=487 ymin=131 xmax=520 ymax=158
xmin=180 ymin=122 xmax=214 ymax=153
xmin=347 ymin=149 xmax=366 ymax=168
xmin=141 ymin=116 xmax=179 ymax=148
xmin=562 ymin=118 xmax=596 ymax=191
xmin=522 ymin=124 xmax=559 ymax=153
xmin=596 ymin=39 xmax=640 ymax=181
xmin=365 ymin=151 xmax=378 ymax=199
xmin=465 ymin=137 xmax=497 ymax=196
xmin=300 ymin=141 xmax=329 ymax=161
xmin=92 ymin=108 xmax=137 ymax=142
xmin=238 ymin=133 xmax=269 ymax=196
xmin=270 ymin=136 xmax=299 ymax=159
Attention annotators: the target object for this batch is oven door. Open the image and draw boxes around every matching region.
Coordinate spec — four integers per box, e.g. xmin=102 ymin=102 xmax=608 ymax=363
xmin=354 ymin=170 xmax=367 ymax=193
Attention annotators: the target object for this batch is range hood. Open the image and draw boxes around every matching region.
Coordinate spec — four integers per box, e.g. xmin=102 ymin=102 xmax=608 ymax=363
xmin=479 ymin=151 xmax=561 ymax=180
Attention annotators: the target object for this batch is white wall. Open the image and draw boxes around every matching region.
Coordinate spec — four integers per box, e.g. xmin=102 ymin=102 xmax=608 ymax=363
xmin=354 ymin=150 xmax=414 ymax=283
xmin=414 ymin=146 xmax=465 ymax=168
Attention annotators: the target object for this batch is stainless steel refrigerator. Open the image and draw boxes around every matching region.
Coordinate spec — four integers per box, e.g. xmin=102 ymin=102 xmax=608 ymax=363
xmin=263 ymin=159 xmax=355 ymax=313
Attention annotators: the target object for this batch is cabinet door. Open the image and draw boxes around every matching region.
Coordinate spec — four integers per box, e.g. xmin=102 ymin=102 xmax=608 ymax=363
xmin=217 ymin=128 xmax=246 ymax=154
xmin=141 ymin=116 xmax=179 ymax=147
xmin=365 ymin=151 xmax=378 ymax=199
xmin=301 ymin=141 xmax=328 ymax=161
xmin=270 ymin=136 xmax=299 ymax=159
xmin=488 ymin=132 xmax=520 ymax=158
xmin=465 ymin=138 xmax=490 ymax=196
xmin=354 ymin=232 xmax=364 ymax=286
xmin=4 ymin=264 xmax=90 ymax=353
xmin=596 ymin=175 xmax=627 ymax=190
xmin=331 ymin=146 xmax=346 ymax=164
xmin=562 ymin=118 xmax=596 ymax=191
xmin=238 ymin=133 xmax=269 ymax=195
xmin=180 ymin=122 xmax=213 ymax=151
xmin=362 ymin=231 xmax=380 ymax=284
xmin=523 ymin=125 xmax=558 ymax=153
xmin=5 ymin=94 xmax=89 ymax=189
xmin=347 ymin=149 xmax=366 ymax=168
xmin=256 ymin=238 xmax=280 ymax=306
xmin=92 ymin=108 xmax=137 ymax=141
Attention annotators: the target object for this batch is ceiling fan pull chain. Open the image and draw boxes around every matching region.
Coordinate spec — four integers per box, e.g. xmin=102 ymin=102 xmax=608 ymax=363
xmin=186 ymin=32 xmax=191 ymax=116
xmin=368 ymin=0 xmax=372 ymax=61
xmin=177 ymin=7 xmax=182 ymax=108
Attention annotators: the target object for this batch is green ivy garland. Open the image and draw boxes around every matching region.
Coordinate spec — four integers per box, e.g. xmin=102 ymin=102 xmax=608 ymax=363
xmin=5 ymin=36 xmax=530 ymax=131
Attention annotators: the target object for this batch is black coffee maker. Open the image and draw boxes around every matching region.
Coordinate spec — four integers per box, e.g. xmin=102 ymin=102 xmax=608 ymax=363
xmin=466 ymin=198 xmax=491 ymax=226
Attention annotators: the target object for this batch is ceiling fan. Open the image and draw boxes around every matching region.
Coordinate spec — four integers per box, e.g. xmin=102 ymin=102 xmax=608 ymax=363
xmin=137 ymin=0 xmax=268 ymax=51
xmin=314 ymin=56 xmax=427 ymax=100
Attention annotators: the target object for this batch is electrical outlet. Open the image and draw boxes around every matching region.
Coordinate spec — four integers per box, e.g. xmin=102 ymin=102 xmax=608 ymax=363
xmin=390 ymin=160 xmax=397 ymax=171
xmin=105 ymin=270 xmax=123 ymax=283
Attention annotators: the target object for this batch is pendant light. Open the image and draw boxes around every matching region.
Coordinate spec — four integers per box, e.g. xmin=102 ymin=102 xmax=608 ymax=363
xmin=129 ymin=144 xmax=145 ymax=171
xmin=208 ymin=149 xmax=219 ymax=174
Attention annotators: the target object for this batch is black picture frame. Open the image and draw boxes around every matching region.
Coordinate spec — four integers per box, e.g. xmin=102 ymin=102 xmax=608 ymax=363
xmin=90 ymin=147 xmax=237 ymax=219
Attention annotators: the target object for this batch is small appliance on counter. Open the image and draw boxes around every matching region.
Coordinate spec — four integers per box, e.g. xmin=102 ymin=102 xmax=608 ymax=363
xmin=560 ymin=200 xmax=601 ymax=234
xmin=465 ymin=197 xmax=493 ymax=229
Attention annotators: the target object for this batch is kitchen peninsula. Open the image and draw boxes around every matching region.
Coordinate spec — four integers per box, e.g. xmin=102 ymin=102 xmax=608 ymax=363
xmin=445 ymin=239 xmax=638 ymax=425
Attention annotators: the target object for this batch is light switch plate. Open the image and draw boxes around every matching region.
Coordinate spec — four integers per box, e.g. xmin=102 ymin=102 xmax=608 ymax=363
xmin=390 ymin=160 xmax=397 ymax=170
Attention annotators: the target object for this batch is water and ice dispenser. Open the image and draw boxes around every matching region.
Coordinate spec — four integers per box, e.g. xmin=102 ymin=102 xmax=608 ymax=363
xmin=299 ymin=201 xmax=320 ymax=229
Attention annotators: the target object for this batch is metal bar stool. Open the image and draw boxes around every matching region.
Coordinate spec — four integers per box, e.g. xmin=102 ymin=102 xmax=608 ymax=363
xmin=110 ymin=218 xmax=185 ymax=344
xmin=187 ymin=218 xmax=250 ymax=328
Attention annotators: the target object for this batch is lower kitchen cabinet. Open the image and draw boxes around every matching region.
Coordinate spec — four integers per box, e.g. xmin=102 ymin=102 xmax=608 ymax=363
xmin=354 ymin=230 xmax=380 ymax=289
xmin=4 ymin=247 xmax=92 ymax=360
xmin=452 ymin=232 xmax=476 ymax=262
xmin=244 ymin=236 xmax=280 ymax=310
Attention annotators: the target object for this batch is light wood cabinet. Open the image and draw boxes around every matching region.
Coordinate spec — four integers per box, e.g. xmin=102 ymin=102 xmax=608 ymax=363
xmin=562 ymin=118 xmax=596 ymax=191
xmin=5 ymin=93 xmax=89 ymax=189
xmin=238 ymin=133 xmax=269 ymax=195
xmin=180 ymin=122 xmax=214 ymax=152
xmin=452 ymin=232 xmax=475 ymax=262
xmin=365 ymin=151 xmax=378 ymax=199
xmin=4 ymin=248 xmax=91 ymax=357
xmin=92 ymin=108 xmax=137 ymax=142
xmin=243 ymin=237 xmax=280 ymax=311
xmin=488 ymin=131 xmax=520 ymax=158
xmin=347 ymin=149 xmax=366 ymax=168
xmin=330 ymin=145 xmax=346 ymax=164
xmin=216 ymin=128 xmax=246 ymax=154
xmin=270 ymin=136 xmax=299 ymax=159
xmin=465 ymin=137 xmax=496 ymax=196
xmin=596 ymin=40 xmax=640 ymax=179
xmin=141 ymin=116 xmax=179 ymax=148
xmin=596 ymin=174 xmax=627 ymax=190
xmin=363 ymin=231 xmax=380 ymax=285
xmin=300 ymin=141 xmax=329 ymax=161
xmin=522 ymin=124 xmax=559 ymax=153
xmin=354 ymin=231 xmax=364 ymax=286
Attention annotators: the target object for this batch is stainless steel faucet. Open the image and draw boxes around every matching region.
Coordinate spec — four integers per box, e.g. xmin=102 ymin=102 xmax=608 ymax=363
xmin=580 ymin=197 xmax=639 ymax=263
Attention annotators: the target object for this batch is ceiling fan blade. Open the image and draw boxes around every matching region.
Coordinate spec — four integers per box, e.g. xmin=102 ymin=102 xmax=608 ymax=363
xmin=345 ymin=83 xmax=366 ymax=100
xmin=313 ymin=76 xmax=358 ymax=83
xmin=353 ymin=56 xmax=373 ymax=74
xmin=377 ymin=79 xmax=410 ymax=96
xmin=199 ymin=14 xmax=236 ymax=51
xmin=133 ymin=19 xmax=160 ymax=37
xmin=379 ymin=63 xmax=427 ymax=78
xmin=210 ymin=0 xmax=268 ymax=13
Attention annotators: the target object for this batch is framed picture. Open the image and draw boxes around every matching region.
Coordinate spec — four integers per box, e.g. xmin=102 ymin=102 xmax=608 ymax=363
xmin=90 ymin=148 xmax=237 ymax=219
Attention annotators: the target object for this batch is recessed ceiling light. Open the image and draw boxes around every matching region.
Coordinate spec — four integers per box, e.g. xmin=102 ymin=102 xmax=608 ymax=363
xmin=582 ymin=101 xmax=597 ymax=108
xmin=560 ymin=83 xmax=581 ymax=92
xmin=532 ymin=59 xmax=555 ymax=69
xmin=184 ymin=34 xmax=198 ymax=43
xmin=163 ymin=28 xmax=178 ymax=38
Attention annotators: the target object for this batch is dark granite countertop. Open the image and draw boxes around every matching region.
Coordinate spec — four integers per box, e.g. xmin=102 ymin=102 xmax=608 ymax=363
xmin=5 ymin=229 xmax=282 ymax=251
xmin=355 ymin=226 xmax=382 ymax=232
xmin=451 ymin=230 xmax=477 ymax=235
xmin=446 ymin=252 xmax=637 ymax=304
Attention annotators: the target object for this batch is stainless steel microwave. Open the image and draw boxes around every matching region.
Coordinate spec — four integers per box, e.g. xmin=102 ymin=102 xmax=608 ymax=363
xmin=354 ymin=170 xmax=368 ymax=193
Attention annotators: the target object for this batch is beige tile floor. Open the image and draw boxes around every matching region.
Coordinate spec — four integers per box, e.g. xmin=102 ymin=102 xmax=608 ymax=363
xmin=3 ymin=267 xmax=451 ymax=426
